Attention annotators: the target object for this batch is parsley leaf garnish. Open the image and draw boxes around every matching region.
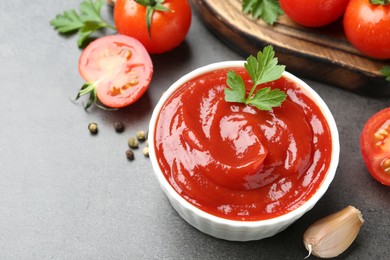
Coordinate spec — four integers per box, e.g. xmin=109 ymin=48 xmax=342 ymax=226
xmin=224 ymin=45 xmax=287 ymax=111
xmin=242 ymin=0 xmax=284 ymax=25
xmin=50 ymin=0 xmax=116 ymax=47
xmin=225 ymin=71 xmax=247 ymax=103
xmin=381 ymin=66 xmax=390 ymax=82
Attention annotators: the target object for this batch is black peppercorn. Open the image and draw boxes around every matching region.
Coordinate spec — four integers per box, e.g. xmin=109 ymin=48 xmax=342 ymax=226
xmin=126 ymin=150 xmax=135 ymax=161
xmin=114 ymin=122 xmax=125 ymax=133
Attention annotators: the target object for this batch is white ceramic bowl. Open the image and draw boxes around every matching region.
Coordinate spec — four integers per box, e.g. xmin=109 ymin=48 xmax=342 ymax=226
xmin=148 ymin=61 xmax=340 ymax=241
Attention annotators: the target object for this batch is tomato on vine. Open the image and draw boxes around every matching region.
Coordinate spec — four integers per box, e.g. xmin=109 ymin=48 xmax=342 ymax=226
xmin=114 ymin=0 xmax=192 ymax=54
xmin=344 ymin=0 xmax=390 ymax=59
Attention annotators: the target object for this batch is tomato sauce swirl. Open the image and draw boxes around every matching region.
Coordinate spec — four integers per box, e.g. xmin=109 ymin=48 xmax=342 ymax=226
xmin=154 ymin=68 xmax=332 ymax=221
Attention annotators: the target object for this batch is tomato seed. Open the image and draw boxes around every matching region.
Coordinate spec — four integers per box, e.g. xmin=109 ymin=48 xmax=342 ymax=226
xmin=125 ymin=50 xmax=132 ymax=60
xmin=123 ymin=80 xmax=139 ymax=90
xmin=128 ymin=80 xmax=138 ymax=86
xmin=381 ymin=158 xmax=390 ymax=174
xmin=109 ymin=86 xmax=121 ymax=96
xmin=374 ymin=126 xmax=389 ymax=146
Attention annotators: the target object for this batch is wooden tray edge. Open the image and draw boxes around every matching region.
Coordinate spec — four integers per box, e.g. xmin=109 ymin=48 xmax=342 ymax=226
xmin=191 ymin=0 xmax=390 ymax=97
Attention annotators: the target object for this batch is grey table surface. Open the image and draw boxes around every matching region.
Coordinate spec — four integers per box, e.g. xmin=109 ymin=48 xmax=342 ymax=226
xmin=1 ymin=1 xmax=390 ymax=259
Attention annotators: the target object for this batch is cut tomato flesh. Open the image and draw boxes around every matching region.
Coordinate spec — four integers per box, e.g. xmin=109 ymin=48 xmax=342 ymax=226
xmin=361 ymin=108 xmax=390 ymax=186
xmin=78 ymin=35 xmax=153 ymax=108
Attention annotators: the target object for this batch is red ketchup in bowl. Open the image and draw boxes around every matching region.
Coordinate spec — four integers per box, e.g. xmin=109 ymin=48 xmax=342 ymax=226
xmin=154 ymin=67 xmax=332 ymax=221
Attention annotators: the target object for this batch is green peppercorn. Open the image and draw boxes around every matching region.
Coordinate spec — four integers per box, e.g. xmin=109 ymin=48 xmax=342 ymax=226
xmin=136 ymin=130 xmax=146 ymax=142
xmin=88 ymin=123 xmax=98 ymax=135
xmin=128 ymin=137 xmax=139 ymax=149
xmin=143 ymin=147 xmax=149 ymax=157
xmin=126 ymin=150 xmax=135 ymax=161
xmin=114 ymin=122 xmax=125 ymax=133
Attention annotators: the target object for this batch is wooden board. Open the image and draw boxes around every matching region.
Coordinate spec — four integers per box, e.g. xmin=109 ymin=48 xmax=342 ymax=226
xmin=191 ymin=0 xmax=390 ymax=96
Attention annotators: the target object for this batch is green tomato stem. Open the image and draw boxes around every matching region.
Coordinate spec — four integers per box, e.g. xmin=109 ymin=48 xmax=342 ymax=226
xmin=370 ymin=0 xmax=390 ymax=5
xmin=135 ymin=0 xmax=170 ymax=38
xmin=106 ymin=23 xmax=117 ymax=31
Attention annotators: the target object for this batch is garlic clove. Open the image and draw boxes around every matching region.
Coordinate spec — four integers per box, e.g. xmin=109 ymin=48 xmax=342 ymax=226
xmin=303 ymin=205 xmax=364 ymax=258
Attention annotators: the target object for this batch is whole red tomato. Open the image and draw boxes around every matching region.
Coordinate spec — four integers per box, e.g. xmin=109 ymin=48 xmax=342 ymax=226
xmin=279 ymin=0 xmax=349 ymax=27
xmin=344 ymin=0 xmax=390 ymax=59
xmin=114 ymin=0 xmax=192 ymax=54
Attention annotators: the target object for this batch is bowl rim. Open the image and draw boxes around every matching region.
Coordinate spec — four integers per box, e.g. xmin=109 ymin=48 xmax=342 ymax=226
xmin=148 ymin=60 xmax=340 ymax=227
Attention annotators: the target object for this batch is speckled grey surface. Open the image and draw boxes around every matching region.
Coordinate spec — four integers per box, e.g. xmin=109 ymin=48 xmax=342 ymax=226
xmin=0 ymin=1 xmax=389 ymax=259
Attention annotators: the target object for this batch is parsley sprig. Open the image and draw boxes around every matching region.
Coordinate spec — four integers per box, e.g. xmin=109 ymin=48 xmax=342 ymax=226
xmin=381 ymin=66 xmax=390 ymax=82
xmin=50 ymin=0 xmax=116 ymax=47
xmin=224 ymin=45 xmax=287 ymax=110
xmin=242 ymin=0 xmax=284 ymax=25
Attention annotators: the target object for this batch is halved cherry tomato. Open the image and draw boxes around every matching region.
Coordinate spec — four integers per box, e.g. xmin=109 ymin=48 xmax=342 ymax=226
xmin=78 ymin=35 xmax=153 ymax=109
xmin=114 ymin=0 xmax=192 ymax=54
xmin=279 ymin=0 xmax=349 ymax=27
xmin=343 ymin=0 xmax=390 ymax=59
xmin=360 ymin=108 xmax=390 ymax=186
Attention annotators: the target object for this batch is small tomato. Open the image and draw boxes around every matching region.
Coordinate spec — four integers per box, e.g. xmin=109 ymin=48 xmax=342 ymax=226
xmin=114 ymin=0 xmax=192 ymax=54
xmin=279 ymin=0 xmax=349 ymax=27
xmin=344 ymin=0 xmax=390 ymax=59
